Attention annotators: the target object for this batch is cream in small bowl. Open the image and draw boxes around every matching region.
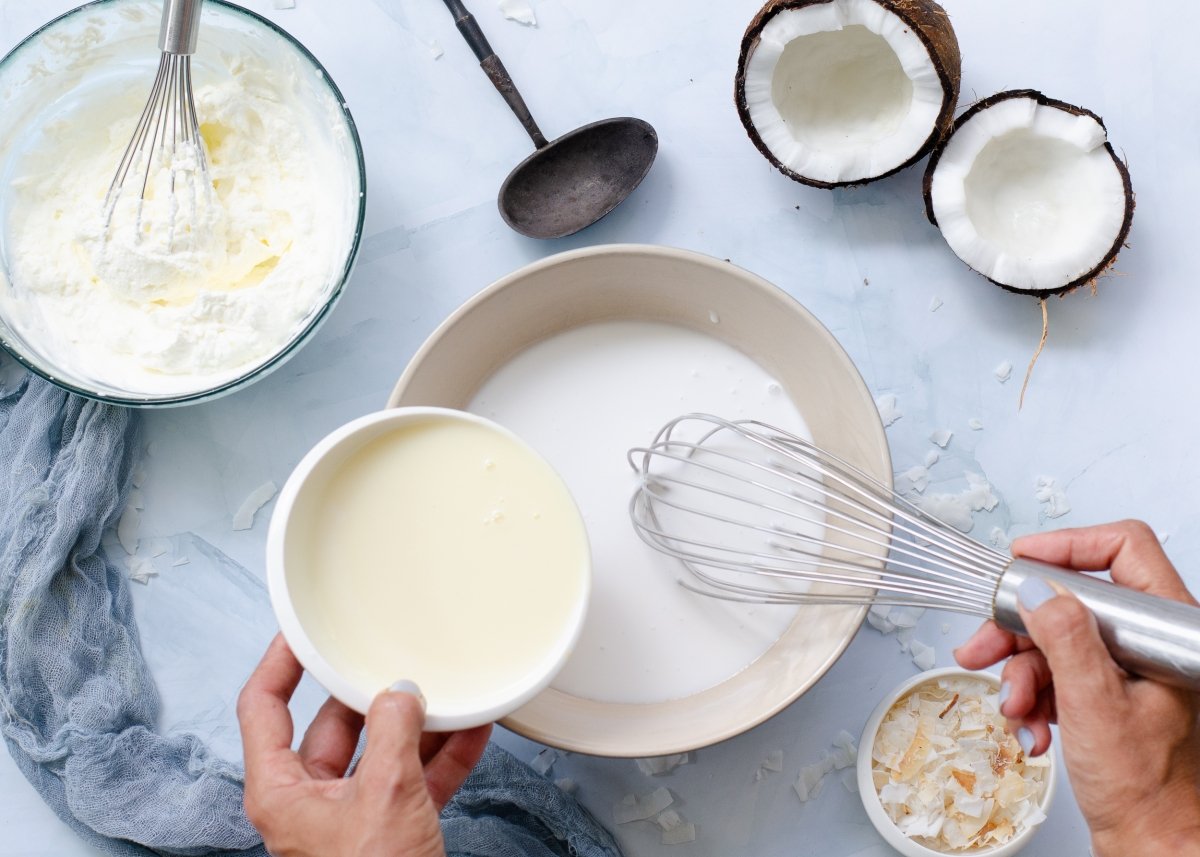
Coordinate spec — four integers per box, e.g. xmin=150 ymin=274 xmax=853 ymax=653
xmin=267 ymin=408 xmax=591 ymax=731
xmin=857 ymin=668 xmax=1056 ymax=856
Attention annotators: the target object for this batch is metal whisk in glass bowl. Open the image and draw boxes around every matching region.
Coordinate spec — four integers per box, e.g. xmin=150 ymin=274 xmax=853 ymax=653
xmin=103 ymin=0 xmax=208 ymax=236
xmin=629 ymin=414 xmax=1200 ymax=691
xmin=0 ymin=0 xmax=366 ymax=407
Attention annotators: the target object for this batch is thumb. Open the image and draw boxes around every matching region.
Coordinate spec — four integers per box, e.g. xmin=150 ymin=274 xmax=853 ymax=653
xmin=356 ymin=681 xmax=429 ymax=797
xmin=1017 ymin=576 xmax=1126 ymax=716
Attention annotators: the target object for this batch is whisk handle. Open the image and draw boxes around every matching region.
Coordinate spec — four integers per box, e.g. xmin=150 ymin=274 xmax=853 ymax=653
xmin=160 ymin=0 xmax=203 ymax=55
xmin=994 ymin=558 xmax=1200 ymax=692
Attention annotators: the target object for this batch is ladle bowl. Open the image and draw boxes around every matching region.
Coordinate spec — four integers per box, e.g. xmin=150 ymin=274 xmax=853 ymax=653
xmin=442 ymin=0 xmax=657 ymax=238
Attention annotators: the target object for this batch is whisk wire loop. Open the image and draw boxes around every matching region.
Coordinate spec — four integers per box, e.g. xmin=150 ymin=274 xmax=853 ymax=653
xmin=103 ymin=2 xmax=208 ymax=235
xmin=628 ymin=414 xmax=1009 ymax=616
xmin=634 ymin=447 xmax=999 ymax=601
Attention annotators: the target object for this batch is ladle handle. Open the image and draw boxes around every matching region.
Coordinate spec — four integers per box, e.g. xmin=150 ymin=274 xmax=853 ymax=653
xmin=994 ymin=558 xmax=1200 ymax=692
xmin=441 ymin=0 xmax=549 ymax=149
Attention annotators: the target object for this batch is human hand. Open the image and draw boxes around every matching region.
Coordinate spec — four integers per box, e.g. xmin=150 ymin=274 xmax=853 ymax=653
xmin=955 ymin=521 xmax=1200 ymax=857
xmin=237 ymin=634 xmax=492 ymax=857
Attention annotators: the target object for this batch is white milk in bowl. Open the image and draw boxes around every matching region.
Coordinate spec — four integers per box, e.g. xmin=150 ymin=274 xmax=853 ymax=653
xmin=270 ymin=410 xmax=591 ymax=730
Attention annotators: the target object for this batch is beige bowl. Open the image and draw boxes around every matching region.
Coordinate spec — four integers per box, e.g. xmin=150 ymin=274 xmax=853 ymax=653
xmin=388 ymin=244 xmax=890 ymax=756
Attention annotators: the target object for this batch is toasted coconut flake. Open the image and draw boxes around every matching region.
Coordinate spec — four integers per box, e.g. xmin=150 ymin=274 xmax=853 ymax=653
xmin=872 ymin=676 xmax=1048 ymax=851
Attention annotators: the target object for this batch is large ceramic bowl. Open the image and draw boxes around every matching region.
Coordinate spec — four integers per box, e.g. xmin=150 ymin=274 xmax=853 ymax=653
xmin=0 ymin=0 xmax=365 ymax=406
xmin=388 ymin=244 xmax=892 ymax=756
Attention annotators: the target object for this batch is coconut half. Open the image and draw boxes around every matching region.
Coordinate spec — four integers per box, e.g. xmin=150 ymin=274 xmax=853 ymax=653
xmin=924 ymin=90 xmax=1134 ymax=295
xmin=735 ymin=0 xmax=960 ymax=188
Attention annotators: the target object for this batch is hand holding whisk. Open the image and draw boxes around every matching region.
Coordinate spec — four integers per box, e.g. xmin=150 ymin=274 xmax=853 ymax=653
xmin=628 ymin=414 xmax=1200 ymax=691
xmin=103 ymin=0 xmax=208 ymax=237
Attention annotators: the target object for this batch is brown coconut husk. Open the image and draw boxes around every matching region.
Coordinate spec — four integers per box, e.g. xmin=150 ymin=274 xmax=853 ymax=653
xmin=922 ymin=89 xmax=1135 ymax=298
xmin=734 ymin=0 xmax=962 ymax=189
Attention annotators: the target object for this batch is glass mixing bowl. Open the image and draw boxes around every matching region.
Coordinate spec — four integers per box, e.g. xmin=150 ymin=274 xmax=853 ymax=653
xmin=0 ymin=0 xmax=366 ymax=406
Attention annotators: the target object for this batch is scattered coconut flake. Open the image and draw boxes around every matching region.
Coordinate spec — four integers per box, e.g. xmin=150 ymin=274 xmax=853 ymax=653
xmin=498 ymin=0 xmax=536 ymax=26
xmin=896 ymin=627 xmax=916 ymax=652
xmin=762 ymin=749 xmax=784 ymax=773
xmin=841 ymin=770 xmax=859 ymax=794
xmin=916 ymin=493 xmax=973 ymax=532
xmin=145 ymin=441 xmax=158 ymax=457
xmin=117 ymin=505 xmax=140 ymax=555
xmin=233 ymin=481 xmax=277 ymax=531
xmin=636 ymin=753 xmax=689 ymax=776
xmin=967 ymin=418 xmax=984 ymax=431
xmin=909 ymin=639 xmax=936 ymax=670
xmin=994 ymin=361 xmax=1013 ymax=383
xmin=427 ymin=40 xmax=444 ymax=60
xmin=930 ymin=429 xmax=953 ymax=449
xmin=924 ymin=449 xmax=940 ymax=468
xmin=171 ymin=557 xmax=191 ymax=568
xmin=888 ymin=606 xmax=925 ymax=629
xmin=871 ymin=676 xmax=1048 ymax=852
xmin=831 ymin=731 xmax=858 ymax=769
xmin=554 ymin=777 xmax=577 ymax=794
xmin=867 ymin=604 xmax=896 ymax=634
xmin=875 ymin=394 xmax=902 ymax=427
xmin=1158 ymin=532 xmax=1170 ymax=545
xmin=794 ymin=733 xmax=863 ymax=802
xmin=989 ymin=527 xmax=1011 ymax=550
xmin=968 ymin=473 xmax=999 ymax=510
xmin=929 ymin=296 xmax=943 ymax=312
xmin=656 ymin=809 xmax=684 ymax=832
xmin=941 ymin=622 xmax=951 ymax=635
xmin=131 ymin=464 xmax=147 ymax=489
xmin=1034 ymin=476 xmax=1070 ymax=519
xmin=614 ymin=787 xmax=673 ymax=824
xmin=793 ymin=760 xmax=827 ymax=802
xmin=662 ymin=822 xmax=697 ymax=845
xmin=272 ymin=0 xmax=295 ymax=8
xmin=128 ymin=555 xmax=158 ymax=585
xmin=899 ymin=465 xmax=929 ymax=494
xmin=530 ymin=748 xmax=557 ymax=776
xmin=129 ymin=489 xmax=146 ymax=510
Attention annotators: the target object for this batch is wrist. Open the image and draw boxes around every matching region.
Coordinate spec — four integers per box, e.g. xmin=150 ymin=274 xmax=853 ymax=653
xmin=1091 ymin=793 xmax=1200 ymax=857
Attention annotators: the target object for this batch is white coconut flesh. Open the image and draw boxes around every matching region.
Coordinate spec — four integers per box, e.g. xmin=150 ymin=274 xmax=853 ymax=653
xmin=929 ymin=98 xmax=1129 ymax=291
xmin=743 ymin=0 xmax=946 ymax=184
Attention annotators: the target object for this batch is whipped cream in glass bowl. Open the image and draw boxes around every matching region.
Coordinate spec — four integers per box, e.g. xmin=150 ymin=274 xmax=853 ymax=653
xmin=0 ymin=0 xmax=366 ymax=406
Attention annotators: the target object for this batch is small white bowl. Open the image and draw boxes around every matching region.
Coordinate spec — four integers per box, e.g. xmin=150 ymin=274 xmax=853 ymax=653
xmin=857 ymin=667 xmax=1058 ymax=857
xmin=266 ymin=407 xmax=591 ymax=731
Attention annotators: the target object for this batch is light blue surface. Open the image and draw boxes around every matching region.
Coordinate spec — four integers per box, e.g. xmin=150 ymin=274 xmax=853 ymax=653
xmin=1 ymin=0 xmax=1197 ymax=854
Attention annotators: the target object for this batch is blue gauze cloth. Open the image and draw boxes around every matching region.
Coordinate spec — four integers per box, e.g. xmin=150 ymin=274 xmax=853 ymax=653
xmin=0 ymin=374 xmax=623 ymax=857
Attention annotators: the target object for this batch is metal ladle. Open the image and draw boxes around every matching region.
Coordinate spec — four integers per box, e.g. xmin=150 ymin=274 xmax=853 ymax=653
xmin=441 ymin=0 xmax=658 ymax=239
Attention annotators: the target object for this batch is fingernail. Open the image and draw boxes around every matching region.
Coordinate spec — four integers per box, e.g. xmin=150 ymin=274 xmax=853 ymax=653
xmin=389 ymin=680 xmax=426 ymax=711
xmin=998 ymin=681 xmax=1011 ymax=713
xmin=1017 ymin=727 xmax=1035 ymax=755
xmin=1017 ymin=576 xmax=1056 ymax=612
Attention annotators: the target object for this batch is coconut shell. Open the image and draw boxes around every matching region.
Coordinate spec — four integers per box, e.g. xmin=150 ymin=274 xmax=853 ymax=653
xmin=734 ymin=0 xmax=962 ymax=189
xmin=922 ymin=89 xmax=1135 ymax=297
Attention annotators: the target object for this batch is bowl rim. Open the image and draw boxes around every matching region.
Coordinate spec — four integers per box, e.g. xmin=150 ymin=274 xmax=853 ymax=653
xmin=0 ymin=0 xmax=367 ymax=407
xmin=856 ymin=666 xmax=1059 ymax=857
xmin=264 ymin=406 xmax=593 ymax=732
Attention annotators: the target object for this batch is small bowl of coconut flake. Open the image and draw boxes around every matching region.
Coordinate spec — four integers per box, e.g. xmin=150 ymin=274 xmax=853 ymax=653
xmin=857 ymin=668 xmax=1056 ymax=856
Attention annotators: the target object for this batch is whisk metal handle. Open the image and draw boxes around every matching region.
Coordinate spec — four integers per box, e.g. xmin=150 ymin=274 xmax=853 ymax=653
xmin=160 ymin=0 xmax=203 ymax=55
xmin=994 ymin=558 xmax=1200 ymax=692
